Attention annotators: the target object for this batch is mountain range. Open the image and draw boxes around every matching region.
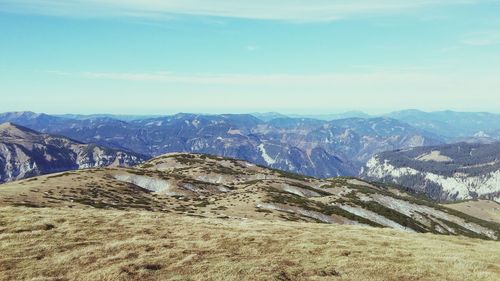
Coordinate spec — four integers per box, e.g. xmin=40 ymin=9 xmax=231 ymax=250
xmin=1 ymin=113 xmax=499 ymax=279
xmin=385 ymin=110 xmax=500 ymax=142
xmin=362 ymin=142 xmax=500 ymax=202
xmin=0 ymin=122 xmax=147 ymax=183
xmin=2 ymin=152 xmax=498 ymax=280
xmin=0 ymin=111 xmax=444 ymax=178
xmin=1 ymin=152 xmax=497 ymax=240
xmin=1 ymin=110 xmax=499 ymax=203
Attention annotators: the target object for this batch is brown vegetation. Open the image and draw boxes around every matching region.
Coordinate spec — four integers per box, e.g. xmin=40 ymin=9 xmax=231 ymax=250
xmin=0 ymin=206 xmax=499 ymax=281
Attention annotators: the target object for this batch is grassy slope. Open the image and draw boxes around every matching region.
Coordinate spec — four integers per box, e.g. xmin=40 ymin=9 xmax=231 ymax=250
xmin=1 ymin=206 xmax=499 ymax=281
xmin=445 ymin=200 xmax=500 ymax=224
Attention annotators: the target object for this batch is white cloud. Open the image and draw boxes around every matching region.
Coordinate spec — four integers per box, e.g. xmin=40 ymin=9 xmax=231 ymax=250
xmin=11 ymin=69 xmax=499 ymax=113
xmin=75 ymin=70 xmax=440 ymax=85
xmin=0 ymin=0 xmax=484 ymax=22
xmin=461 ymin=31 xmax=500 ymax=46
xmin=46 ymin=69 xmax=500 ymax=98
xmin=461 ymin=38 xmax=494 ymax=46
xmin=245 ymin=45 xmax=259 ymax=52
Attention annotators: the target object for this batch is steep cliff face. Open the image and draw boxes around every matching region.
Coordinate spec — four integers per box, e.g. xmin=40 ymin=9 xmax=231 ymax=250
xmin=0 ymin=122 xmax=148 ymax=183
xmin=361 ymin=143 xmax=500 ymax=202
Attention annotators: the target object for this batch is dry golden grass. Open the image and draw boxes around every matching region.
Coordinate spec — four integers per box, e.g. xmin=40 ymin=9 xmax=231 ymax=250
xmin=1 ymin=206 xmax=499 ymax=281
xmin=445 ymin=200 xmax=500 ymax=224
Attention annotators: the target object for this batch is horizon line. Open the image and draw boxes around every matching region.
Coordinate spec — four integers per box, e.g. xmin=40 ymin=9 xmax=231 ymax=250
xmin=2 ymin=108 xmax=500 ymax=117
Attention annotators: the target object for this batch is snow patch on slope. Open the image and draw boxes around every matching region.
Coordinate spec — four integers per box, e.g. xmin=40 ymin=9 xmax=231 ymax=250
xmin=372 ymin=194 xmax=497 ymax=239
xmin=338 ymin=205 xmax=413 ymax=232
xmin=258 ymin=143 xmax=276 ymax=165
xmin=114 ymin=174 xmax=181 ymax=196
xmin=416 ymin=150 xmax=453 ymax=162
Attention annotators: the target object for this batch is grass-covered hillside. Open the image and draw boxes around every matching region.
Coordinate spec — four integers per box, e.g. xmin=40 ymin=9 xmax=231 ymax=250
xmin=0 ymin=153 xmax=499 ymax=280
xmin=1 ymin=206 xmax=499 ymax=281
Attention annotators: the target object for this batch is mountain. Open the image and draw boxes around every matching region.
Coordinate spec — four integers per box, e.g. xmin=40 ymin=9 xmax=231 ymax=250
xmin=361 ymin=142 xmax=500 ymax=202
xmin=251 ymin=112 xmax=289 ymax=121
xmin=1 ymin=153 xmax=497 ymax=240
xmin=492 ymin=129 xmax=500 ymax=139
xmin=386 ymin=109 xmax=500 ymax=141
xmin=0 ymin=111 xmax=71 ymax=131
xmin=1 ymin=153 xmax=498 ymax=280
xmin=56 ymin=113 xmax=164 ymax=121
xmin=288 ymin=110 xmax=373 ymax=120
xmin=0 ymin=122 xmax=148 ymax=183
xmin=252 ymin=111 xmax=373 ymax=121
xmin=0 ymin=112 xmax=443 ymax=178
xmin=253 ymin=117 xmax=442 ymax=175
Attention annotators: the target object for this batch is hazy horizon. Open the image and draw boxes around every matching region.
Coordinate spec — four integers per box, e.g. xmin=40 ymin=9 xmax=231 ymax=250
xmin=2 ymin=108 xmax=500 ymax=117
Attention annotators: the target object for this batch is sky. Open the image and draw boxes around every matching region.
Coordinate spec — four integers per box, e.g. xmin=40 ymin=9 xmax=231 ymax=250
xmin=0 ymin=0 xmax=499 ymax=115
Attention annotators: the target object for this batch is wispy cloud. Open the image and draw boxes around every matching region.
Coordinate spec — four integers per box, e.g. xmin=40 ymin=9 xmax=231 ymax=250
xmin=0 ymin=0 xmax=484 ymax=22
xmin=40 ymin=69 xmax=500 ymax=112
xmin=461 ymin=31 xmax=500 ymax=46
xmin=70 ymin=70 xmax=436 ymax=85
xmin=45 ymin=70 xmax=498 ymax=92
xmin=245 ymin=45 xmax=260 ymax=52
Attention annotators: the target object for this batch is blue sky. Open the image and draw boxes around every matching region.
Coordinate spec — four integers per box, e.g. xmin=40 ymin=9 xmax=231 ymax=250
xmin=0 ymin=0 xmax=499 ymax=114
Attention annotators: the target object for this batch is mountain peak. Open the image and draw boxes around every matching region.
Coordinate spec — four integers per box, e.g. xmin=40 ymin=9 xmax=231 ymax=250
xmin=0 ymin=122 xmax=41 ymax=138
xmin=0 ymin=121 xmax=14 ymax=128
xmin=0 ymin=111 xmax=41 ymax=119
xmin=1 ymin=121 xmax=26 ymax=128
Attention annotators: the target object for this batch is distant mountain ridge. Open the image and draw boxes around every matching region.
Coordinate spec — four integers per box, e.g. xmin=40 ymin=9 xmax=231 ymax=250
xmin=0 ymin=122 xmax=148 ymax=183
xmin=6 ymin=109 xmax=498 ymax=141
xmin=385 ymin=109 xmax=500 ymax=141
xmin=362 ymin=142 xmax=500 ymax=202
xmin=2 ymin=110 xmax=500 ymax=203
xmin=0 ymin=112 xmax=443 ymax=178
